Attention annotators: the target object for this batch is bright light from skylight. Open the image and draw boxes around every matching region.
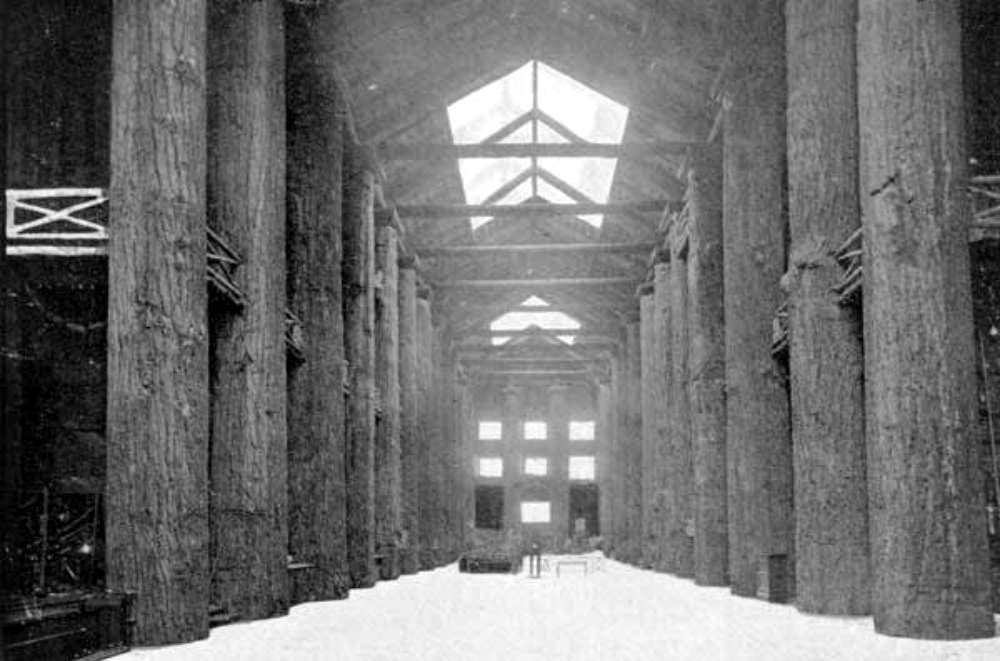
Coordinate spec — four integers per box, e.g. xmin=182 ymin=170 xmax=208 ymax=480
xmin=446 ymin=60 xmax=629 ymax=230
xmin=489 ymin=297 xmax=580 ymax=346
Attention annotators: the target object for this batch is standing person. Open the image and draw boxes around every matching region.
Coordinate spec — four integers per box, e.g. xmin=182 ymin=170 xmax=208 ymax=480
xmin=528 ymin=542 xmax=541 ymax=578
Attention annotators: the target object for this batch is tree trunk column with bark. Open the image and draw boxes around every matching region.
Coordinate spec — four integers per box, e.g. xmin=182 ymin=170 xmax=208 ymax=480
xmin=639 ymin=291 xmax=657 ymax=567
xmin=621 ymin=320 xmax=644 ymax=564
xmin=416 ymin=290 xmax=436 ymax=569
xmin=374 ymin=224 xmax=401 ymax=580
xmin=456 ymin=369 xmax=475 ymax=549
xmin=106 ymin=0 xmax=209 ymax=645
xmin=652 ymin=262 xmax=674 ymax=574
xmin=596 ymin=377 xmax=613 ymax=543
xmin=207 ymin=0 xmax=288 ymax=620
xmin=785 ymin=0 xmax=869 ymax=616
xmin=723 ymin=0 xmax=793 ymax=599
xmin=398 ymin=264 xmax=420 ymax=574
xmin=610 ymin=353 xmax=624 ymax=558
xmin=502 ymin=384 xmax=522 ymax=532
xmin=343 ymin=139 xmax=377 ymax=589
xmin=859 ymin=0 xmax=994 ymax=639
xmin=548 ymin=382 xmax=571 ymax=543
xmin=686 ymin=144 xmax=728 ymax=587
xmin=284 ymin=2 xmax=348 ymax=604
xmin=669 ymin=242 xmax=694 ymax=578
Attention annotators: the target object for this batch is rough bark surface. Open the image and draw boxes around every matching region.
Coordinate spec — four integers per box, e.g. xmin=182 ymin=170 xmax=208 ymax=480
xmin=343 ymin=141 xmax=377 ymax=588
xmin=723 ymin=0 xmax=794 ymax=598
xmin=398 ymin=267 xmax=420 ymax=574
xmin=859 ymin=0 xmax=994 ymax=639
xmin=502 ymin=384 xmax=522 ymax=532
xmin=106 ymin=0 xmax=210 ymax=645
xmin=639 ymin=294 xmax=658 ymax=567
xmin=549 ymin=383 xmax=571 ymax=542
xmin=374 ymin=225 xmax=401 ymax=580
xmin=652 ymin=263 xmax=674 ymax=574
xmin=687 ymin=145 xmax=729 ymax=587
xmin=669 ymin=249 xmax=694 ymax=578
xmin=785 ymin=0 xmax=869 ymax=616
xmin=620 ymin=321 xmax=644 ymax=564
xmin=416 ymin=295 xmax=436 ymax=569
xmin=207 ymin=0 xmax=288 ymax=620
xmin=284 ymin=2 xmax=348 ymax=604
xmin=596 ymin=381 xmax=613 ymax=541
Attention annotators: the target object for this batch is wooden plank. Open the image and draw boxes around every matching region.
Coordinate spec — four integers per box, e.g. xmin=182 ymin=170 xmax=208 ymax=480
xmin=398 ymin=201 xmax=672 ymax=219
xmin=380 ymin=141 xmax=696 ymax=160
xmin=436 ymin=276 xmax=637 ymax=288
xmin=423 ymin=242 xmax=654 ymax=256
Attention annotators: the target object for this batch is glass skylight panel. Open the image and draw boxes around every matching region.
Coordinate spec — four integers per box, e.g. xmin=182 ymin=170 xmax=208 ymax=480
xmin=536 ymin=62 xmax=629 ymax=143
xmin=478 ymin=458 xmax=503 ymax=478
xmin=479 ymin=421 xmax=502 ymax=441
xmin=521 ymin=501 xmax=551 ymax=523
xmin=446 ymin=60 xmax=629 ymax=230
xmin=490 ymin=310 xmax=581 ymax=332
xmin=491 ymin=336 xmax=511 ymax=346
xmin=569 ymin=421 xmax=596 ymax=441
xmin=522 ymin=296 xmax=550 ymax=307
xmin=447 ymin=62 xmax=533 ymax=144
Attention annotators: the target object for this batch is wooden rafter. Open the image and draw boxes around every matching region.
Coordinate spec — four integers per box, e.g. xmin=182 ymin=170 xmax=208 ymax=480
xmin=399 ymin=200 xmax=672 ymax=219
xmin=423 ymin=241 xmax=654 ymax=256
xmin=380 ymin=141 xmax=695 ymax=161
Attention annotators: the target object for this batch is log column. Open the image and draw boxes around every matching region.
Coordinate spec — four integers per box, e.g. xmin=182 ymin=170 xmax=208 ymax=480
xmin=502 ymin=384 xmax=522 ymax=532
xmin=686 ymin=144 xmax=728 ymax=587
xmin=207 ymin=0 xmax=288 ymax=619
xmin=374 ymin=224 xmax=401 ymax=579
xmin=618 ymin=320 xmax=643 ymax=564
xmin=723 ymin=0 xmax=793 ymax=598
xmin=785 ymin=0 xmax=869 ymax=615
xmin=652 ymin=262 xmax=674 ymax=573
xmin=106 ymin=0 xmax=209 ymax=644
xmin=669 ymin=241 xmax=694 ymax=578
xmin=343 ymin=140 xmax=377 ymax=588
xmin=284 ymin=1 xmax=348 ymax=603
xmin=548 ymin=382 xmax=571 ymax=542
xmin=416 ymin=289 xmax=436 ymax=569
xmin=638 ymin=290 xmax=658 ymax=567
xmin=398 ymin=262 xmax=420 ymax=574
xmin=596 ymin=374 xmax=613 ymax=543
xmin=859 ymin=0 xmax=994 ymax=639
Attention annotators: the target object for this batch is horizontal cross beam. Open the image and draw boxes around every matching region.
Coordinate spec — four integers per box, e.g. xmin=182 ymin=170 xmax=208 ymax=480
xmin=435 ymin=276 xmax=638 ymax=288
xmin=398 ymin=201 xmax=672 ymax=219
xmin=379 ymin=142 xmax=696 ymax=161
xmin=422 ymin=242 xmax=655 ymax=256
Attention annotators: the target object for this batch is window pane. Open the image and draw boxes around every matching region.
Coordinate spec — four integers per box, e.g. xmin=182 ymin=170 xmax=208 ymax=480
xmin=478 ymin=421 xmax=502 ymax=441
xmin=523 ymin=421 xmax=547 ymax=440
xmin=478 ymin=458 xmax=503 ymax=478
xmin=521 ymin=501 xmax=551 ymax=523
xmin=524 ymin=457 xmax=548 ymax=476
xmin=569 ymin=456 xmax=595 ymax=481
xmin=569 ymin=421 xmax=595 ymax=441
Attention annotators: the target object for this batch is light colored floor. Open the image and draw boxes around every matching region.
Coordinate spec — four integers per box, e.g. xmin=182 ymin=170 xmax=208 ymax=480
xmin=122 ymin=555 xmax=1000 ymax=661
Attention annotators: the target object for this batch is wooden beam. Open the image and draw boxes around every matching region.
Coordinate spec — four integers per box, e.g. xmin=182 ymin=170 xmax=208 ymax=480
xmin=423 ymin=241 xmax=654 ymax=256
xmin=469 ymin=368 xmax=591 ymax=376
xmin=399 ymin=201 xmax=672 ymax=219
xmin=381 ymin=141 xmax=696 ymax=160
xmin=459 ymin=328 xmax=619 ymax=339
xmin=436 ymin=276 xmax=637 ymax=289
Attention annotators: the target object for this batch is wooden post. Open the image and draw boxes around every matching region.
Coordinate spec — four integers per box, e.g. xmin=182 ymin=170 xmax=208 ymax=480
xmin=785 ymin=0 xmax=869 ymax=615
xmin=548 ymin=382 xmax=571 ymax=542
xmin=596 ymin=378 xmax=613 ymax=543
xmin=687 ymin=144 xmax=728 ymax=587
xmin=106 ymin=0 xmax=209 ymax=644
xmin=723 ymin=0 xmax=793 ymax=598
xmin=639 ymin=292 xmax=658 ymax=567
xmin=429 ymin=318 xmax=448 ymax=565
xmin=343 ymin=139 xmax=377 ymax=588
xmin=416 ymin=291 xmax=435 ymax=569
xmin=652 ymin=262 xmax=674 ymax=574
xmin=859 ymin=0 xmax=994 ymax=638
xmin=398 ymin=264 xmax=420 ymax=574
xmin=374 ymin=224 xmax=401 ymax=580
xmin=669 ymin=244 xmax=694 ymax=578
xmin=207 ymin=0 xmax=287 ymax=620
xmin=284 ymin=1 xmax=349 ymax=603
xmin=502 ymin=384 xmax=522 ymax=532
xmin=619 ymin=320 xmax=643 ymax=564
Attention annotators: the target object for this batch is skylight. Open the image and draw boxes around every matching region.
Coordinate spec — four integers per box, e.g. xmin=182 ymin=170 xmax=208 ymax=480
xmin=447 ymin=61 xmax=629 ymax=230
xmin=490 ymin=296 xmax=581 ymax=346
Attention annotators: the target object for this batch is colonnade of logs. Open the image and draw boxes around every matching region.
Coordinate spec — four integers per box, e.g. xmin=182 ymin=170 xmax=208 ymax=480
xmin=104 ymin=0 xmax=473 ymax=646
xmin=602 ymin=0 xmax=996 ymax=641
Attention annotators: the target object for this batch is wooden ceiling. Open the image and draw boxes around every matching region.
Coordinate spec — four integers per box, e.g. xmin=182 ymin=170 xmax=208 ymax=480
xmin=322 ymin=0 xmax=725 ymax=348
